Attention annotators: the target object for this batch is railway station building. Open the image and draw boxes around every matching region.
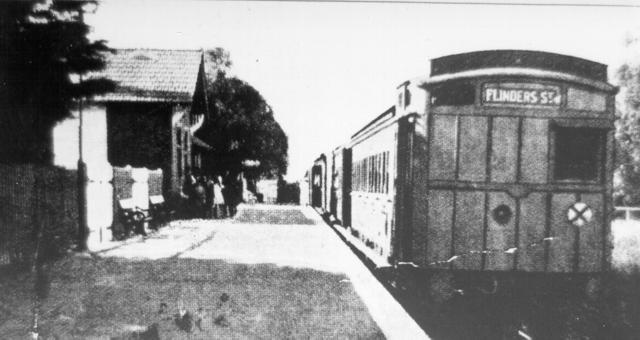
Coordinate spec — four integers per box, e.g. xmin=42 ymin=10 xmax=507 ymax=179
xmin=52 ymin=48 xmax=210 ymax=249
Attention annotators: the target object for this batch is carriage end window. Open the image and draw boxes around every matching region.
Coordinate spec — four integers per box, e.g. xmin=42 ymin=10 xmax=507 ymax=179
xmin=430 ymin=82 xmax=475 ymax=106
xmin=554 ymin=127 xmax=604 ymax=182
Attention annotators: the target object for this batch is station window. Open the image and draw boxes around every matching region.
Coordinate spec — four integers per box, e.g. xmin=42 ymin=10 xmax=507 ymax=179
xmin=404 ymin=89 xmax=411 ymax=107
xmin=430 ymin=82 xmax=475 ymax=106
xmin=554 ymin=127 xmax=604 ymax=182
xmin=398 ymin=87 xmax=411 ymax=109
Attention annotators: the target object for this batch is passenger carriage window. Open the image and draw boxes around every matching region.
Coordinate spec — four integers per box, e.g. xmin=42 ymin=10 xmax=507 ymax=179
xmin=351 ymin=152 xmax=391 ymax=193
xmin=356 ymin=162 xmax=360 ymax=191
xmin=377 ymin=155 xmax=380 ymax=192
xmin=382 ymin=152 xmax=386 ymax=194
xmin=374 ymin=154 xmax=379 ymax=193
xmin=553 ymin=127 xmax=604 ymax=182
xmin=372 ymin=155 xmax=377 ymax=193
xmin=384 ymin=151 xmax=389 ymax=193
xmin=373 ymin=155 xmax=377 ymax=193
xmin=430 ymin=82 xmax=475 ymax=106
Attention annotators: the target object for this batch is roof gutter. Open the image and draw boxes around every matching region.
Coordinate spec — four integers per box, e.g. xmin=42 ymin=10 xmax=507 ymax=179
xmin=419 ymin=67 xmax=618 ymax=93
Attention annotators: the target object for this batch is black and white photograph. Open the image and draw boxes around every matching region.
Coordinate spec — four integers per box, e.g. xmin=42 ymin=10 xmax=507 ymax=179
xmin=1 ymin=0 xmax=640 ymax=339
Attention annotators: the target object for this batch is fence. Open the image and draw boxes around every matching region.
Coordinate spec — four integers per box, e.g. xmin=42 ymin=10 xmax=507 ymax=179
xmin=614 ymin=206 xmax=640 ymax=222
xmin=0 ymin=164 xmax=78 ymax=266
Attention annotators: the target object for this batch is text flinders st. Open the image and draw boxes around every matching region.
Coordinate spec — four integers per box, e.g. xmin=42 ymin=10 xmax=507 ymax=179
xmin=484 ymin=87 xmax=560 ymax=105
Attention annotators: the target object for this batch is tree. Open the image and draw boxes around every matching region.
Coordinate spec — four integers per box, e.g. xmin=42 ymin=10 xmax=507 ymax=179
xmin=0 ymin=0 xmax=114 ymax=164
xmin=614 ymin=34 xmax=640 ymax=205
xmin=197 ymin=49 xmax=288 ymax=180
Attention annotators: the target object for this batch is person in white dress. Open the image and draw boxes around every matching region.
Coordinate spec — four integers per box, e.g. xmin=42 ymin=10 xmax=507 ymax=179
xmin=213 ymin=175 xmax=227 ymax=218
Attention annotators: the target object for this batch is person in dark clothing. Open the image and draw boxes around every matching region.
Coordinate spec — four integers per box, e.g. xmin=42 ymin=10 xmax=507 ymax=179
xmin=193 ymin=176 xmax=207 ymax=218
xmin=223 ymin=172 xmax=242 ymax=217
xmin=205 ymin=175 xmax=215 ymax=219
xmin=182 ymin=168 xmax=197 ymax=218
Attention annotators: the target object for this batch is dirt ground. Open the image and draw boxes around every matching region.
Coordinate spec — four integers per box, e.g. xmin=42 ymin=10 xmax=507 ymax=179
xmin=0 ymin=205 xmax=391 ymax=339
xmin=0 ymin=256 xmax=383 ymax=339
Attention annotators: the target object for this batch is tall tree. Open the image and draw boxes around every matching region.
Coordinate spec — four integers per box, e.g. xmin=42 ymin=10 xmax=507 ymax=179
xmin=0 ymin=0 xmax=113 ymax=164
xmin=614 ymin=34 xmax=640 ymax=205
xmin=198 ymin=49 xmax=288 ymax=179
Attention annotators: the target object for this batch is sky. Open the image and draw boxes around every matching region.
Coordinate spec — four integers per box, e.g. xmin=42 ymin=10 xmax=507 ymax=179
xmin=86 ymin=0 xmax=640 ymax=181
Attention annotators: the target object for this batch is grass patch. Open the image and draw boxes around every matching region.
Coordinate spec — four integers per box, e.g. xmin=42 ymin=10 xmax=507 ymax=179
xmin=0 ymin=256 xmax=383 ymax=339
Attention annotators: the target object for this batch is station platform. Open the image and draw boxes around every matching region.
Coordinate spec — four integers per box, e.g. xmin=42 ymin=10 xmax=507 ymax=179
xmin=97 ymin=204 xmax=429 ymax=339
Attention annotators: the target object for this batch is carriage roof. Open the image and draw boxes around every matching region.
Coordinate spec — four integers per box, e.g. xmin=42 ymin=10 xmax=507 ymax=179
xmin=418 ymin=50 xmax=617 ymax=93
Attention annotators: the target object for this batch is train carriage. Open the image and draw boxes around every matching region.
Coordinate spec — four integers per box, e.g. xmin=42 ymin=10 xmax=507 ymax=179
xmin=348 ymin=106 xmax=400 ymax=259
xmin=311 ymin=50 xmax=617 ymax=290
xmin=405 ymin=50 xmax=616 ymax=276
xmin=305 ymin=49 xmax=617 ymax=339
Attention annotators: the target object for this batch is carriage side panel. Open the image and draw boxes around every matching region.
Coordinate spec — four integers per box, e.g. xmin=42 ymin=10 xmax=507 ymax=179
xmin=548 ymin=193 xmax=578 ymax=272
xmin=452 ymin=191 xmax=485 ymax=270
xmin=429 ymin=116 xmax=457 ymax=180
xmin=579 ymin=193 xmax=604 ymax=272
xmin=411 ymin=114 xmax=430 ymax=265
xmin=426 ymin=190 xmax=454 ymax=267
xmin=521 ymin=118 xmax=548 ymax=183
xmin=491 ymin=117 xmax=519 ymax=183
xmin=350 ymin=124 xmax=397 ymax=261
xmin=459 ymin=116 xmax=488 ymax=181
xmin=342 ymin=148 xmax=352 ymax=228
xmin=517 ymin=192 xmax=548 ymax=271
xmin=395 ymin=116 xmax=415 ymax=262
xmin=485 ymin=192 xmax=517 ymax=270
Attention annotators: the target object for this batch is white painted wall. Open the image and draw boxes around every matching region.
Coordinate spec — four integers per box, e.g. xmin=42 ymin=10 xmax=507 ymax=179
xmin=53 ymin=104 xmax=113 ymax=250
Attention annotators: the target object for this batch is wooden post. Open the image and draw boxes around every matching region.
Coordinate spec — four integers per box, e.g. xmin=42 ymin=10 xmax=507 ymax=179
xmin=77 ymin=95 xmax=88 ymax=251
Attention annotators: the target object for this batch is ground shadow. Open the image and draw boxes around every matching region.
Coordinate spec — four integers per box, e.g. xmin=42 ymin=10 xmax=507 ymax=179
xmin=0 ymin=256 xmax=383 ymax=339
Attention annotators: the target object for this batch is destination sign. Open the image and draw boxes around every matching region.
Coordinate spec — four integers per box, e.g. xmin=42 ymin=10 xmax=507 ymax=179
xmin=482 ymin=84 xmax=562 ymax=106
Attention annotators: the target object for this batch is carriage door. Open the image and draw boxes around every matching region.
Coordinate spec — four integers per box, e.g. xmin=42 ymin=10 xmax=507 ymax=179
xmin=311 ymin=165 xmax=323 ymax=207
xmin=343 ymin=148 xmax=352 ymax=228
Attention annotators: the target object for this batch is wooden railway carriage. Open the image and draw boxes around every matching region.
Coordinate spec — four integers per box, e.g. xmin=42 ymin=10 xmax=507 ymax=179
xmin=313 ymin=50 xmax=616 ymax=285
xmin=405 ymin=50 xmax=617 ymax=276
xmin=348 ymin=106 xmax=401 ymax=259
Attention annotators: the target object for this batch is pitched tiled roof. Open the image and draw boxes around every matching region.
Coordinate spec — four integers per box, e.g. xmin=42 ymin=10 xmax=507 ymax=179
xmin=91 ymin=49 xmax=203 ymax=103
